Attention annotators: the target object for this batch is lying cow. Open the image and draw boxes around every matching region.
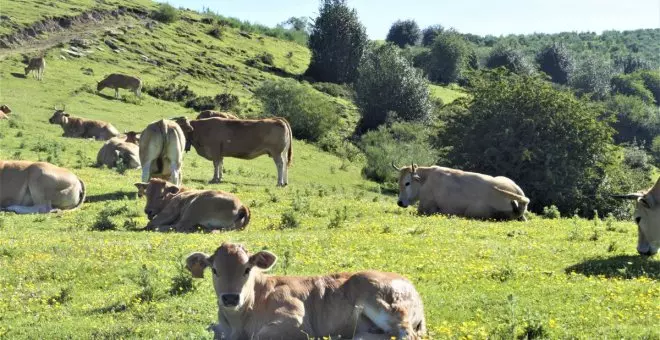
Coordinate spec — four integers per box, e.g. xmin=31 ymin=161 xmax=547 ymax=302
xmin=97 ymin=73 xmax=142 ymax=98
xmin=48 ymin=108 xmax=119 ymax=141
xmin=173 ymin=116 xmax=292 ymax=186
xmin=138 ymin=119 xmax=186 ymax=188
xmin=393 ymin=163 xmax=530 ymax=220
xmin=196 ymin=110 xmax=238 ymax=120
xmin=96 ymin=131 xmax=141 ymax=169
xmin=0 ymin=160 xmax=85 ymax=214
xmin=613 ymin=177 xmax=660 ymax=256
xmin=186 ymin=242 xmax=426 ymax=339
xmin=134 ymin=179 xmax=250 ymax=232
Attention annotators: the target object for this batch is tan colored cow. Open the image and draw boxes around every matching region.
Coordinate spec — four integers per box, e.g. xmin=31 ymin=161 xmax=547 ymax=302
xmin=0 ymin=161 xmax=85 ymax=214
xmin=96 ymin=131 xmax=141 ymax=169
xmin=196 ymin=110 xmax=238 ymax=120
xmin=48 ymin=109 xmax=119 ymax=141
xmin=138 ymin=119 xmax=186 ymax=188
xmin=97 ymin=73 xmax=142 ymax=98
xmin=25 ymin=56 xmax=45 ymax=80
xmin=393 ymin=163 xmax=530 ymax=220
xmin=186 ymin=243 xmax=426 ymax=340
xmin=134 ymin=179 xmax=249 ymax=232
xmin=613 ymin=177 xmax=660 ymax=256
xmin=173 ymin=116 xmax=292 ymax=186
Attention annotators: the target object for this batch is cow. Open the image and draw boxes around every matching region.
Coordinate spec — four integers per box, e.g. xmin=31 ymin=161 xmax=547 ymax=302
xmin=96 ymin=131 xmax=141 ymax=169
xmin=48 ymin=108 xmax=119 ymax=141
xmin=138 ymin=119 xmax=186 ymax=190
xmin=185 ymin=242 xmax=426 ymax=340
xmin=97 ymin=73 xmax=142 ymax=98
xmin=172 ymin=116 xmax=292 ymax=186
xmin=612 ymin=177 xmax=660 ymax=256
xmin=0 ymin=161 xmax=85 ymax=214
xmin=393 ymin=163 xmax=530 ymax=221
xmin=133 ymin=179 xmax=250 ymax=232
xmin=25 ymin=56 xmax=45 ymax=80
xmin=196 ymin=110 xmax=238 ymax=120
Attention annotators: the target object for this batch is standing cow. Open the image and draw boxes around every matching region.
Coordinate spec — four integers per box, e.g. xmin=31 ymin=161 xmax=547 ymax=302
xmin=173 ymin=116 xmax=292 ymax=186
xmin=97 ymin=73 xmax=142 ymax=98
xmin=138 ymin=119 xmax=186 ymax=189
xmin=393 ymin=163 xmax=530 ymax=220
xmin=48 ymin=108 xmax=119 ymax=140
xmin=25 ymin=56 xmax=45 ymax=80
xmin=613 ymin=177 xmax=660 ymax=256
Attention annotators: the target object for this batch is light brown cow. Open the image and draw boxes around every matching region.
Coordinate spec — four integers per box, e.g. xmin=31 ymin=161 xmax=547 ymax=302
xmin=25 ymin=56 xmax=45 ymax=80
xmin=196 ymin=110 xmax=238 ymax=120
xmin=613 ymin=177 xmax=660 ymax=256
xmin=138 ymin=119 xmax=186 ymax=188
xmin=0 ymin=161 xmax=85 ymax=214
xmin=393 ymin=163 xmax=530 ymax=221
xmin=186 ymin=243 xmax=426 ymax=340
xmin=48 ymin=109 xmax=119 ymax=141
xmin=96 ymin=131 xmax=141 ymax=169
xmin=97 ymin=73 xmax=142 ymax=98
xmin=173 ymin=116 xmax=292 ymax=186
xmin=134 ymin=179 xmax=250 ymax=232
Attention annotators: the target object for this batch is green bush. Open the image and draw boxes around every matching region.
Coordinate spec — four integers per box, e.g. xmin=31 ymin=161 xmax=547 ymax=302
xmin=570 ymin=55 xmax=613 ymax=100
xmin=214 ymin=93 xmax=239 ymax=111
xmin=255 ymin=79 xmax=340 ymax=142
xmin=421 ymin=25 xmax=444 ymax=47
xmin=536 ymin=43 xmax=574 ymax=85
xmin=151 ymin=3 xmax=179 ymax=24
xmin=424 ymin=30 xmax=473 ymax=84
xmin=145 ymin=83 xmax=196 ymax=103
xmin=542 ymin=205 xmax=561 ymax=219
xmin=386 ymin=20 xmax=421 ymax=48
xmin=184 ymin=96 xmax=215 ymax=111
xmin=311 ymin=82 xmax=354 ymax=100
xmin=639 ymin=70 xmax=660 ymax=105
xmin=607 ymin=95 xmax=660 ymax=146
xmin=611 ymin=73 xmax=655 ymax=104
xmin=486 ymin=45 xmax=535 ymax=75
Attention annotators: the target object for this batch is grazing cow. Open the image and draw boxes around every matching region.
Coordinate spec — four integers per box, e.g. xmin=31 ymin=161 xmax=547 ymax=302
xmin=134 ymin=179 xmax=250 ymax=232
xmin=173 ymin=116 xmax=292 ymax=186
xmin=48 ymin=108 xmax=119 ymax=141
xmin=0 ymin=105 xmax=10 ymax=120
xmin=25 ymin=57 xmax=45 ymax=80
xmin=96 ymin=131 xmax=141 ymax=169
xmin=393 ymin=163 xmax=530 ymax=220
xmin=196 ymin=110 xmax=238 ymax=120
xmin=612 ymin=177 xmax=660 ymax=256
xmin=0 ymin=161 xmax=85 ymax=214
xmin=185 ymin=243 xmax=426 ymax=340
xmin=138 ymin=119 xmax=186 ymax=189
xmin=97 ymin=73 xmax=142 ymax=98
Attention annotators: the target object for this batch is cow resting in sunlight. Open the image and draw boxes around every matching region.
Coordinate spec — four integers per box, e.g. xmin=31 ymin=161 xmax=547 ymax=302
xmin=138 ymin=119 xmax=186 ymax=188
xmin=196 ymin=110 xmax=238 ymax=120
xmin=612 ymin=177 xmax=660 ymax=256
xmin=392 ymin=163 xmax=530 ymax=221
xmin=48 ymin=108 xmax=119 ymax=141
xmin=185 ymin=242 xmax=426 ymax=340
xmin=96 ymin=131 xmax=141 ymax=169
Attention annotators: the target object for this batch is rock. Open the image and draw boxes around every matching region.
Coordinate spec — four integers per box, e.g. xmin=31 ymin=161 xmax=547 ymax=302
xmin=104 ymin=28 xmax=123 ymax=37
xmin=61 ymin=49 xmax=85 ymax=58
xmin=70 ymin=38 xmax=92 ymax=48
xmin=239 ymin=31 xmax=252 ymax=39
xmin=104 ymin=39 xmax=118 ymax=50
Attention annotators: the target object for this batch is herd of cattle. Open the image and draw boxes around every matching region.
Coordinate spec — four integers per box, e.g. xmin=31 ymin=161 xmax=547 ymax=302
xmin=1 ymin=62 xmax=658 ymax=339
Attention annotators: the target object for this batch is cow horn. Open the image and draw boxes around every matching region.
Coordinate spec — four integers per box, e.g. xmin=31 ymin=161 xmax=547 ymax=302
xmin=391 ymin=161 xmax=400 ymax=171
xmin=611 ymin=194 xmax=643 ymax=200
xmin=411 ymin=163 xmax=417 ymax=172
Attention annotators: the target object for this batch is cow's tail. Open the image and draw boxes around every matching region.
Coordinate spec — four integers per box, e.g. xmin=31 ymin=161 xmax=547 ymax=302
xmin=275 ymin=117 xmax=293 ymax=167
xmin=233 ymin=205 xmax=250 ymax=230
xmin=72 ymin=177 xmax=86 ymax=210
xmin=494 ymin=186 xmax=530 ymax=204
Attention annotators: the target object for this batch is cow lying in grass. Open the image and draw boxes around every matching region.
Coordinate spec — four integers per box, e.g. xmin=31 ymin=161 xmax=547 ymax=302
xmin=96 ymin=131 xmax=141 ymax=169
xmin=134 ymin=179 xmax=250 ymax=232
xmin=48 ymin=108 xmax=119 ymax=141
xmin=186 ymin=243 xmax=426 ymax=340
xmin=613 ymin=177 xmax=660 ymax=256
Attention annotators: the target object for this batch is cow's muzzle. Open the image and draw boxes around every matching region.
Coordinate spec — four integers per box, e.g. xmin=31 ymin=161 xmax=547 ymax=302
xmin=221 ymin=293 xmax=240 ymax=307
xmin=397 ymin=200 xmax=408 ymax=208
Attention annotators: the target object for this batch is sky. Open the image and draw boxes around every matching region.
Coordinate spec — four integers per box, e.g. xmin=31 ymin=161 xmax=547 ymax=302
xmin=165 ymin=0 xmax=660 ymax=39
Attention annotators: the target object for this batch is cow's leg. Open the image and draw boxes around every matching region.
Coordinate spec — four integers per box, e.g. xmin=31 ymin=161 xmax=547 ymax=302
xmin=282 ymin=151 xmax=289 ymax=186
xmin=274 ymin=154 xmax=285 ymax=187
xmin=145 ymin=211 xmax=179 ymax=232
xmin=254 ymin=317 xmax=306 ymax=340
xmin=170 ymin=161 xmax=182 ymax=186
xmin=210 ymin=158 xmax=223 ymax=184
xmin=115 ymin=88 xmax=119 ymax=98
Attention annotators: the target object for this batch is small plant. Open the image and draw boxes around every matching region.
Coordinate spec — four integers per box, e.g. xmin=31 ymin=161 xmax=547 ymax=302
xmin=90 ymin=204 xmax=130 ymax=231
xmin=115 ymin=156 xmax=128 ymax=175
xmin=185 ymin=96 xmax=216 ymax=111
xmin=265 ymin=188 xmax=279 ymax=203
xmin=169 ymin=261 xmax=196 ymax=296
xmin=214 ymin=93 xmax=239 ymax=111
xmin=542 ymin=205 xmax=561 ymax=219
xmin=74 ymin=150 xmax=89 ymax=169
xmin=47 ymin=286 xmax=73 ymax=305
xmin=134 ymin=265 xmax=156 ymax=303
xmin=278 ymin=210 xmax=299 ymax=229
xmin=207 ymin=26 xmax=223 ymax=39
xmin=280 ymin=250 xmax=292 ymax=275
xmin=327 ymin=206 xmax=348 ymax=229
xmin=146 ymin=83 xmax=196 ymax=103
xmin=491 ymin=265 xmax=515 ymax=282
xmin=258 ymin=52 xmax=274 ymax=66
xmin=151 ymin=3 xmax=179 ymax=23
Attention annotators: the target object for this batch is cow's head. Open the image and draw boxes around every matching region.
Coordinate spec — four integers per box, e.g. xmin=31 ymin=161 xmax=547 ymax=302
xmin=48 ymin=107 xmax=69 ymax=125
xmin=171 ymin=117 xmax=194 ymax=152
xmin=613 ymin=177 xmax=660 ymax=256
xmin=124 ymin=130 xmax=140 ymax=145
xmin=134 ymin=178 xmax=181 ymax=220
xmin=392 ymin=162 xmax=422 ymax=208
xmin=186 ymin=243 xmax=277 ymax=310
xmin=0 ymin=105 xmax=12 ymax=114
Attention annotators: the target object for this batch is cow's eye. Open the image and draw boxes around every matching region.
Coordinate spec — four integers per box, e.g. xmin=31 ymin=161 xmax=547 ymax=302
xmin=405 ymin=182 xmax=410 ymax=187
xmin=244 ymin=267 xmax=251 ymax=276
xmin=211 ymin=267 xmax=217 ymax=276
xmin=635 ymin=217 xmax=641 ymax=225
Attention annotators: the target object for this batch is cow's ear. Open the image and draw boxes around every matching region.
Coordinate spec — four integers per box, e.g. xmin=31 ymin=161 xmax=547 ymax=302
xmin=640 ymin=197 xmax=655 ymax=209
xmin=249 ymin=251 xmax=277 ymax=271
xmin=185 ymin=252 xmax=211 ymax=278
xmin=134 ymin=182 xmax=148 ymax=197
xmin=165 ymin=185 xmax=180 ymax=195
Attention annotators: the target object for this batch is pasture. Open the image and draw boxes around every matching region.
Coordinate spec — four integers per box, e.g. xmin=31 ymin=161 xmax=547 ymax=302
xmin=0 ymin=2 xmax=658 ymax=339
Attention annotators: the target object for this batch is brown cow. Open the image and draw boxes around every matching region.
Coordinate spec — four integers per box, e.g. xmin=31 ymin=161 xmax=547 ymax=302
xmin=138 ymin=119 xmax=186 ymax=188
xmin=96 ymin=131 xmax=141 ymax=169
xmin=196 ymin=110 xmax=238 ymax=120
xmin=186 ymin=243 xmax=426 ymax=339
xmin=134 ymin=179 xmax=249 ymax=232
xmin=613 ymin=177 xmax=660 ymax=256
xmin=173 ymin=116 xmax=292 ymax=186
xmin=0 ymin=161 xmax=85 ymax=214
xmin=97 ymin=73 xmax=142 ymax=98
xmin=48 ymin=108 xmax=119 ymax=141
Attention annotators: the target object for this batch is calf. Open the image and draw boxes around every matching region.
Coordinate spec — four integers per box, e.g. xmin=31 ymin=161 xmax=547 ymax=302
xmin=96 ymin=131 xmax=141 ymax=169
xmin=186 ymin=243 xmax=426 ymax=340
xmin=97 ymin=73 xmax=142 ymax=98
xmin=138 ymin=119 xmax=186 ymax=187
xmin=48 ymin=108 xmax=119 ymax=140
xmin=25 ymin=57 xmax=45 ymax=80
xmin=613 ymin=177 xmax=660 ymax=255
xmin=134 ymin=179 xmax=250 ymax=232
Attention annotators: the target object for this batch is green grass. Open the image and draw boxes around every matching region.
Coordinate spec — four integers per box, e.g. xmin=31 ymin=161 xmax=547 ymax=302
xmin=429 ymin=83 xmax=468 ymax=104
xmin=0 ymin=1 xmax=658 ymax=339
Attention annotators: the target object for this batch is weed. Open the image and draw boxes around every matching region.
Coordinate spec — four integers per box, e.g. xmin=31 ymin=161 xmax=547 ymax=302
xmin=90 ymin=204 xmax=130 ymax=231
xmin=207 ymin=26 xmax=223 ymax=39
xmin=265 ymin=188 xmax=279 ymax=203
xmin=133 ymin=265 xmax=156 ymax=303
xmin=327 ymin=206 xmax=348 ymax=229
xmin=169 ymin=261 xmax=195 ymax=296
xmin=491 ymin=265 xmax=516 ymax=282
xmin=281 ymin=250 xmax=292 ymax=275
xmin=74 ymin=150 xmax=90 ymax=169
xmin=542 ymin=205 xmax=561 ymax=219
xmin=151 ymin=3 xmax=179 ymax=23
xmin=46 ymin=286 xmax=73 ymax=305
xmin=278 ymin=210 xmax=299 ymax=229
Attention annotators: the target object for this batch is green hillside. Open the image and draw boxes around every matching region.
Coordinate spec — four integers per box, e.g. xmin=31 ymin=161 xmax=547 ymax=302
xmin=0 ymin=1 xmax=657 ymax=339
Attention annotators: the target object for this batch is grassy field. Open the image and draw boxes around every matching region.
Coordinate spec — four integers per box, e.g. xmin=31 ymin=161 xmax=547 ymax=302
xmin=0 ymin=2 xmax=658 ymax=339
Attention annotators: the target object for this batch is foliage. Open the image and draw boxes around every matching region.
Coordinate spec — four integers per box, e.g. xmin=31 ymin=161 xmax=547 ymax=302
xmin=486 ymin=45 xmax=535 ymax=75
xmin=606 ymin=95 xmax=660 ymax=147
xmin=255 ymin=79 xmax=340 ymax=142
xmin=542 ymin=205 xmax=561 ymax=219
xmin=201 ymin=8 xmax=308 ymax=45
xmin=638 ymin=70 xmax=660 ymax=104
xmin=355 ymin=44 xmax=432 ymax=133
xmin=386 ymin=20 xmax=421 ymax=48
xmin=145 ymin=83 xmax=196 ymax=103
xmin=536 ymin=43 xmax=574 ymax=85
xmin=184 ymin=96 xmax=215 ymax=111
xmin=570 ymin=55 xmax=614 ymax=100
xmin=151 ymin=3 xmax=179 ymax=24
xmin=421 ymin=25 xmax=444 ymax=47
xmin=304 ymin=0 xmax=368 ymax=83
xmin=214 ymin=93 xmax=240 ymax=111
xmin=614 ymin=54 xmax=653 ymax=74
xmin=424 ymin=31 xmax=473 ymax=84
xmin=610 ymin=73 xmax=655 ymax=104
xmin=310 ymin=82 xmax=354 ymax=100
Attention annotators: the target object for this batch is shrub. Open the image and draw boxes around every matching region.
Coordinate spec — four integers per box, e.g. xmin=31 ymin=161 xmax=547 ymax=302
xmin=207 ymin=26 xmax=222 ymax=39
xmin=257 ymin=52 xmax=274 ymax=66
xmin=278 ymin=210 xmax=300 ymax=229
xmin=638 ymin=70 xmax=660 ymax=104
xmin=311 ymin=82 xmax=354 ymax=100
xmin=184 ymin=96 xmax=216 ymax=111
xmin=145 ymin=83 xmax=196 ymax=103
xmin=424 ymin=30 xmax=473 ymax=84
xmin=542 ymin=205 xmax=561 ymax=219
xmin=614 ymin=54 xmax=653 ymax=74
xmin=610 ymin=73 xmax=655 ymax=104
xmin=255 ymin=79 xmax=340 ymax=142
xmin=570 ymin=55 xmax=613 ymax=100
xmin=486 ymin=45 xmax=535 ymax=75
xmin=421 ymin=25 xmax=444 ymax=47
xmin=151 ymin=3 xmax=179 ymax=24
xmin=386 ymin=20 xmax=421 ymax=48
xmin=607 ymin=94 xmax=659 ymax=146
xmin=355 ymin=44 xmax=432 ymax=133
xmin=214 ymin=93 xmax=239 ymax=111
xmin=304 ymin=0 xmax=368 ymax=83
xmin=536 ymin=43 xmax=574 ymax=85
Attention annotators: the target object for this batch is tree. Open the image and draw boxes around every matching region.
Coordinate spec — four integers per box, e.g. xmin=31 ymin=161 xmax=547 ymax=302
xmin=355 ymin=44 xmax=432 ymax=133
xmin=614 ymin=54 xmax=653 ymax=74
xmin=536 ymin=43 xmax=574 ymax=84
xmin=282 ymin=16 xmax=309 ymax=32
xmin=607 ymin=94 xmax=660 ymax=147
xmin=304 ymin=0 xmax=368 ymax=84
xmin=421 ymin=25 xmax=443 ymax=46
xmin=486 ymin=45 xmax=535 ymax=75
xmin=570 ymin=55 xmax=613 ymax=100
xmin=424 ymin=30 xmax=473 ymax=84
xmin=610 ymin=73 xmax=655 ymax=104
xmin=386 ymin=20 xmax=421 ymax=48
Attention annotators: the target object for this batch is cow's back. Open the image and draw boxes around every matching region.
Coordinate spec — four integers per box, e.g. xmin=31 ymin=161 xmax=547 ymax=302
xmin=0 ymin=161 xmax=32 ymax=205
xmin=104 ymin=73 xmax=141 ymax=90
xmin=0 ymin=161 xmax=83 ymax=209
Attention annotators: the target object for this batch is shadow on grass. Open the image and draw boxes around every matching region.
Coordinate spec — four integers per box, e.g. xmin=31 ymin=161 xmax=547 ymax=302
xmin=86 ymin=190 xmax=136 ymax=203
xmin=91 ymin=302 xmax=128 ymax=314
xmin=96 ymin=92 xmax=120 ymax=101
xmin=565 ymin=255 xmax=660 ymax=280
xmin=10 ymin=73 xmax=27 ymax=79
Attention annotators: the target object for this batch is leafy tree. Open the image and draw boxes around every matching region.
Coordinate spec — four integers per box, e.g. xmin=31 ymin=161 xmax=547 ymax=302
xmin=570 ymin=55 xmax=613 ymax=100
xmin=425 ymin=31 xmax=473 ymax=84
xmin=606 ymin=94 xmax=660 ymax=147
xmin=536 ymin=43 xmax=574 ymax=84
xmin=304 ymin=0 xmax=368 ymax=84
xmin=440 ymin=69 xmax=639 ymax=217
xmin=486 ymin=45 xmax=535 ymax=75
xmin=282 ymin=16 xmax=309 ymax=32
xmin=610 ymin=73 xmax=655 ymax=104
xmin=614 ymin=54 xmax=653 ymax=74
xmin=639 ymin=70 xmax=660 ymax=105
xmin=421 ymin=25 xmax=444 ymax=46
xmin=386 ymin=20 xmax=421 ymax=48
xmin=355 ymin=44 xmax=432 ymax=133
